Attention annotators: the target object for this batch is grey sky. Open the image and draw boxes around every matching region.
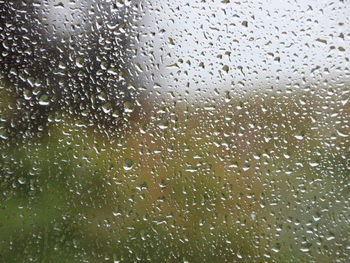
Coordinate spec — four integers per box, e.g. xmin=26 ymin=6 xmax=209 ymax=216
xmin=136 ymin=0 xmax=350 ymax=99
xmin=40 ymin=0 xmax=350 ymax=100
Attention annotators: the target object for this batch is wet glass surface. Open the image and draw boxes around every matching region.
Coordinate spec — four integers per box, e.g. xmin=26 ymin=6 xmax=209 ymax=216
xmin=0 ymin=0 xmax=349 ymax=262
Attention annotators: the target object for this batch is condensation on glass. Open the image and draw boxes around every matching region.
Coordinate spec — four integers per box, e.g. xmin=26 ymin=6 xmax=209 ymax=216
xmin=0 ymin=0 xmax=349 ymax=262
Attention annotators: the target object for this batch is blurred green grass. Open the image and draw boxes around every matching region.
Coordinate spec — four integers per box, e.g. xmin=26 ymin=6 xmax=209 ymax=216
xmin=0 ymin=85 xmax=348 ymax=262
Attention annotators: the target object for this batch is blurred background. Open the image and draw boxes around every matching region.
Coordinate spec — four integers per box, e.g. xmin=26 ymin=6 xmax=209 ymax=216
xmin=0 ymin=0 xmax=349 ymax=262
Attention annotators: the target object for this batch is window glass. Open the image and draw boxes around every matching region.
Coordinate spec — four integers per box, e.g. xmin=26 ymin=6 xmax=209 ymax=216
xmin=0 ymin=0 xmax=349 ymax=262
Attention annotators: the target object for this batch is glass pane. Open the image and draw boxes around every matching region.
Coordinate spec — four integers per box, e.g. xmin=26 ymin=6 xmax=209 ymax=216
xmin=0 ymin=0 xmax=349 ymax=262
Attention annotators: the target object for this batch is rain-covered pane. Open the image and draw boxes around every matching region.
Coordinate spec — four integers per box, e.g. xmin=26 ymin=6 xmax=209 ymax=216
xmin=0 ymin=0 xmax=349 ymax=262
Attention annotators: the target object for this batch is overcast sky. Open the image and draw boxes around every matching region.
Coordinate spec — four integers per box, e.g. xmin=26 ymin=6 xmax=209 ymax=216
xmin=136 ymin=0 xmax=350 ymax=100
xmin=41 ymin=0 xmax=350 ymax=100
